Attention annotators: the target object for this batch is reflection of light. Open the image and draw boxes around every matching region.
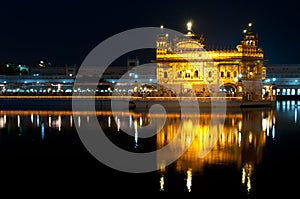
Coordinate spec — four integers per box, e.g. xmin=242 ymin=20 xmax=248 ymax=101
xmin=134 ymin=120 xmax=138 ymax=148
xmin=41 ymin=123 xmax=45 ymax=140
xmin=48 ymin=115 xmax=52 ymax=127
xmin=37 ymin=115 xmax=40 ymax=127
xmin=295 ymin=107 xmax=298 ymax=123
xmin=241 ymin=163 xmax=253 ymax=193
xmin=248 ymin=132 xmax=252 ymax=144
xmin=86 ymin=115 xmax=90 ymax=123
xmin=262 ymin=118 xmax=267 ymax=132
xmin=58 ymin=115 xmax=61 ymax=131
xmin=129 ymin=116 xmax=132 ymax=128
xmin=272 ymin=126 xmax=275 ymax=140
xmin=238 ymin=132 xmax=241 ymax=146
xmin=266 ymin=119 xmax=270 ymax=135
xmin=108 ymin=116 xmax=111 ymax=128
xmin=238 ymin=121 xmax=242 ymax=131
xmin=31 ymin=113 xmax=34 ymax=124
xmin=117 ymin=118 xmax=120 ymax=131
xmin=186 ymin=168 xmax=192 ymax=192
xmin=159 ymin=176 xmax=164 ymax=191
xmin=70 ymin=115 xmax=73 ymax=127
xmin=17 ymin=115 xmax=20 ymax=127
xmin=78 ymin=116 xmax=81 ymax=128
xmin=139 ymin=117 xmax=142 ymax=126
xmin=0 ymin=117 xmax=4 ymax=128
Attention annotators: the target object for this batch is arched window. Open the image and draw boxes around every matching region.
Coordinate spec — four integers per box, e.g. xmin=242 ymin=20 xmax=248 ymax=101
xmin=233 ymin=71 xmax=237 ymax=78
xmin=185 ymin=70 xmax=191 ymax=78
xmin=221 ymin=71 xmax=224 ymax=78
xmin=194 ymin=70 xmax=199 ymax=78
xmin=208 ymin=71 xmax=212 ymax=78
xmin=164 ymin=72 xmax=168 ymax=78
xmin=227 ymin=72 xmax=230 ymax=78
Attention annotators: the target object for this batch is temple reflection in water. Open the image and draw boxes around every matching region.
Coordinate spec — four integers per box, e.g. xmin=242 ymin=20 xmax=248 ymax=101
xmin=155 ymin=109 xmax=276 ymax=192
xmin=0 ymin=108 xmax=276 ymax=193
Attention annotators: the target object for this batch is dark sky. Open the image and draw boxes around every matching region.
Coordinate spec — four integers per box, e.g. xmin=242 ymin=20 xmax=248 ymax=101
xmin=1 ymin=0 xmax=299 ymax=66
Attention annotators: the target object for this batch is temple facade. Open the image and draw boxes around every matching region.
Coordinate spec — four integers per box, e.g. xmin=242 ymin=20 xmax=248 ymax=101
xmin=156 ymin=23 xmax=268 ymax=100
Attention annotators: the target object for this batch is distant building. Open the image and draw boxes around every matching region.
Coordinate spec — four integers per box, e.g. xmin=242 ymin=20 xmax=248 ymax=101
xmin=264 ymin=64 xmax=300 ymax=97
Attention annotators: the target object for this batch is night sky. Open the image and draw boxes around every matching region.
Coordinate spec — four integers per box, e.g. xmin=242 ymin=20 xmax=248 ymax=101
xmin=1 ymin=0 xmax=299 ymax=66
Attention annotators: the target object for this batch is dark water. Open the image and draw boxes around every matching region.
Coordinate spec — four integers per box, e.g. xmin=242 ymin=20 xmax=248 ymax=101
xmin=0 ymin=100 xmax=299 ymax=197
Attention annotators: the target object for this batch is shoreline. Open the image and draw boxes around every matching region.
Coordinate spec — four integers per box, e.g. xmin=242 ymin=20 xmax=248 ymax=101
xmin=0 ymin=95 xmax=276 ymax=111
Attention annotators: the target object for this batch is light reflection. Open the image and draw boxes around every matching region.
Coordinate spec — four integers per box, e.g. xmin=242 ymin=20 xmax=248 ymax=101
xmin=108 ymin=116 xmax=111 ymax=127
xmin=238 ymin=132 xmax=241 ymax=146
xmin=17 ymin=115 xmax=20 ymax=127
xmin=41 ymin=123 xmax=45 ymax=140
xmin=117 ymin=118 xmax=120 ymax=132
xmin=0 ymin=109 xmax=277 ymax=193
xmin=295 ymin=107 xmax=297 ymax=123
xmin=70 ymin=115 xmax=73 ymax=127
xmin=58 ymin=115 xmax=61 ymax=131
xmin=0 ymin=116 xmax=5 ymax=128
xmin=37 ymin=114 xmax=40 ymax=127
xmin=155 ymin=109 xmax=273 ymax=192
xmin=49 ymin=115 xmax=52 ymax=127
xmin=186 ymin=168 xmax=192 ymax=192
xmin=272 ymin=126 xmax=275 ymax=140
xmin=78 ymin=116 xmax=81 ymax=127
xmin=31 ymin=113 xmax=34 ymax=124
xmin=134 ymin=120 xmax=138 ymax=148
xmin=241 ymin=163 xmax=253 ymax=193
xmin=159 ymin=175 xmax=165 ymax=191
xmin=248 ymin=132 xmax=252 ymax=144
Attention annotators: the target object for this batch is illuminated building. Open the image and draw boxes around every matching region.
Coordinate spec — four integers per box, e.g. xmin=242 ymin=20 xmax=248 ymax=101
xmin=264 ymin=64 xmax=300 ymax=98
xmin=156 ymin=22 xmax=271 ymax=100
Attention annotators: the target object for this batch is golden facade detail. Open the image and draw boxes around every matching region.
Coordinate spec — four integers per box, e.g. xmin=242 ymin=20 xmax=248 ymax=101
xmin=156 ymin=22 xmax=266 ymax=100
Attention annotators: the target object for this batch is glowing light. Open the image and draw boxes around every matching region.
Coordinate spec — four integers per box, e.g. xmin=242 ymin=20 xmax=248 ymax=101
xmin=295 ymin=107 xmax=298 ymax=123
xmin=117 ymin=118 xmax=120 ymax=131
xmin=134 ymin=121 xmax=138 ymax=148
xmin=262 ymin=118 xmax=267 ymax=131
xmin=238 ymin=121 xmax=242 ymax=131
xmin=139 ymin=117 xmax=142 ymax=126
xmin=160 ymin=25 xmax=164 ymax=29
xmin=249 ymin=132 xmax=252 ymax=144
xmin=31 ymin=113 xmax=34 ymax=124
xmin=78 ymin=116 xmax=81 ymax=127
xmin=187 ymin=21 xmax=192 ymax=31
xmin=159 ymin=176 xmax=164 ymax=191
xmin=17 ymin=115 xmax=20 ymax=127
xmin=58 ymin=115 xmax=61 ymax=131
xmin=48 ymin=115 xmax=52 ymax=127
xmin=41 ymin=123 xmax=45 ymax=140
xmin=108 ymin=116 xmax=111 ymax=127
xmin=248 ymin=22 xmax=252 ymax=27
xmin=243 ymin=29 xmax=247 ymax=34
xmin=186 ymin=168 xmax=192 ymax=192
xmin=0 ymin=117 xmax=4 ymax=128
xmin=238 ymin=132 xmax=242 ymax=146
xmin=37 ymin=115 xmax=40 ymax=127
xmin=241 ymin=163 xmax=253 ymax=193
xmin=70 ymin=115 xmax=73 ymax=127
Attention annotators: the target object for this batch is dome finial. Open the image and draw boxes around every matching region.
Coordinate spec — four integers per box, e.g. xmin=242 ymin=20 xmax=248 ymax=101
xmin=187 ymin=21 xmax=192 ymax=31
